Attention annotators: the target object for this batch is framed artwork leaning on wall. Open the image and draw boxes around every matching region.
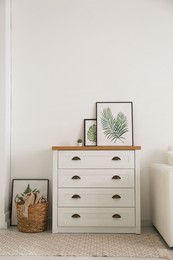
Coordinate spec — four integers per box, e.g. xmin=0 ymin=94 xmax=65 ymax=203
xmin=84 ymin=119 xmax=97 ymax=146
xmin=10 ymin=179 xmax=49 ymax=226
xmin=96 ymin=102 xmax=134 ymax=146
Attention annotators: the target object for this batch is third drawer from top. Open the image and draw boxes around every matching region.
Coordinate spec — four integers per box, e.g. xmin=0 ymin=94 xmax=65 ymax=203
xmin=58 ymin=188 xmax=135 ymax=207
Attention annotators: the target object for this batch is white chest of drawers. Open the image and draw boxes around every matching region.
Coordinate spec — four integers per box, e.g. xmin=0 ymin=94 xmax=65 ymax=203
xmin=52 ymin=146 xmax=141 ymax=234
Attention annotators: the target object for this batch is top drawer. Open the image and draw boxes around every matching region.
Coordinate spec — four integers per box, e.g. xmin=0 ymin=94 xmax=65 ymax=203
xmin=58 ymin=151 xmax=134 ymax=169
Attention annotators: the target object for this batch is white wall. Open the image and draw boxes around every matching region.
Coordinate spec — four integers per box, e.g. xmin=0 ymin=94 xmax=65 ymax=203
xmin=11 ymin=0 xmax=173 ymax=224
xmin=0 ymin=0 xmax=11 ymax=228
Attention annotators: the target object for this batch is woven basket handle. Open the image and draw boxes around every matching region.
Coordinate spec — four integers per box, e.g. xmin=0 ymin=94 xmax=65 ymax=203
xmin=15 ymin=194 xmax=19 ymax=203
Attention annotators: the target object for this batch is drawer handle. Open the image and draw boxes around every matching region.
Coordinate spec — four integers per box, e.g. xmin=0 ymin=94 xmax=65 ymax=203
xmin=72 ymin=194 xmax=81 ymax=199
xmin=71 ymin=214 xmax=81 ymax=218
xmin=112 ymin=194 xmax=121 ymax=199
xmin=112 ymin=175 xmax=121 ymax=180
xmin=112 ymin=214 xmax=121 ymax=219
xmin=112 ymin=156 xmax=121 ymax=161
xmin=72 ymin=156 xmax=81 ymax=161
xmin=71 ymin=175 xmax=81 ymax=180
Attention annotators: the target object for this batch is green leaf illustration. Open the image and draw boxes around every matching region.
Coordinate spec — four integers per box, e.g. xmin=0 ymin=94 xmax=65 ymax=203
xmin=101 ymin=107 xmax=128 ymax=143
xmin=87 ymin=124 xmax=96 ymax=143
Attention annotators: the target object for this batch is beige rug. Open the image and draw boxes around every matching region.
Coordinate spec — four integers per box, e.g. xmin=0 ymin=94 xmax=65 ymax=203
xmin=0 ymin=229 xmax=169 ymax=259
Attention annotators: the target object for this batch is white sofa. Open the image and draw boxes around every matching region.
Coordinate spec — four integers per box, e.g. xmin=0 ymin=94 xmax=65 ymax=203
xmin=150 ymin=163 xmax=173 ymax=247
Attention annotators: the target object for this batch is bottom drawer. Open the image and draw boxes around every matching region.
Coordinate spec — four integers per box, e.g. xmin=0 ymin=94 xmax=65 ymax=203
xmin=58 ymin=208 xmax=135 ymax=227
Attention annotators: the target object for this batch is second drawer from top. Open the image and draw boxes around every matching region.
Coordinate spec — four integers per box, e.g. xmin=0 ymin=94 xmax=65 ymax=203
xmin=58 ymin=169 xmax=135 ymax=188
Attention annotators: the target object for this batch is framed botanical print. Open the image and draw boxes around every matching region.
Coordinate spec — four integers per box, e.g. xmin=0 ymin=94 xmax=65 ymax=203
xmin=96 ymin=102 xmax=133 ymax=146
xmin=84 ymin=119 xmax=97 ymax=146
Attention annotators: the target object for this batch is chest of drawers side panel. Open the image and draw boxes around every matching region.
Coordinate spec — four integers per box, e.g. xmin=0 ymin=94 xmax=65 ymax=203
xmin=52 ymin=150 xmax=58 ymax=233
xmin=134 ymin=149 xmax=141 ymax=234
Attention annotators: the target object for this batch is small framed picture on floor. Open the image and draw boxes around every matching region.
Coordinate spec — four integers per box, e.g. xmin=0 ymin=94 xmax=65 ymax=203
xmin=10 ymin=179 xmax=49 ymax=226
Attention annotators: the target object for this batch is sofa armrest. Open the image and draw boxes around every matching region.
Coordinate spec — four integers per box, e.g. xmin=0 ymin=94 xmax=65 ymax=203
xmin=150 ymin=163 xmax=173 ymax=247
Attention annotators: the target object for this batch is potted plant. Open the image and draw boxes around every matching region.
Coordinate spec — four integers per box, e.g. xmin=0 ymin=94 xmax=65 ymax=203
xmin=77 ymin=139 xmax=83 ymax=146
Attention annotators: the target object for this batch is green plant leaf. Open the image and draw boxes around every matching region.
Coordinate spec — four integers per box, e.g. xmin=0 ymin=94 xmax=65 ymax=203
xmin=101 ymin=107 xmax=128 ymax=143
xmin=18 ymin=196 xmax=24 ymax=202
xmin=17 ymin=184 xmax=40 ymax=203
xmin=23 ymin=184 xmax=32 ymax=194
xmin=87 ymin=124 xmax=96 ymax=143
xmin=33 ymin=189 xmax=40 ymax=193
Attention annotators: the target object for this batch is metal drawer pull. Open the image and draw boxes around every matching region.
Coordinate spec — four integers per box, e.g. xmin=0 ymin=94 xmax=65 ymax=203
xmin=112 ymin=156 xmax=121 ymax=161
xmin=112 ymin=194 xmax=121 ymax=199
xmin=72 ymin=156 xmax=81 ymax=161
xmin=112 ymin=175 xmax=121 ymax=180
xmin=71 ymin=175 xmax=81 ymax=179
xmin=71 ymin=214 xmax=81 ymax=218
xmin=72 ymin=194 xmax=81 ymax=199
xmin=112 ymin=214 xmax=121 ymax=219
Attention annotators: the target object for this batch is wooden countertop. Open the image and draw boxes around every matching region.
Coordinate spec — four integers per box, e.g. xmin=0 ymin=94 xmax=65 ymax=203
xmin=52 ymin=146 xmax=141 ymax=151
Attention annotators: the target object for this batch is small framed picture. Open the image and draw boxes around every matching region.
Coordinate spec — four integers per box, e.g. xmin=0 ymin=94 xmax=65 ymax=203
xmin=96 ymin=102 xmax=133 ymax=146
xmin=10 ymin=179 xmax=49 ymax=226
xmin=84 ymin=119 xmax=97 ymax=146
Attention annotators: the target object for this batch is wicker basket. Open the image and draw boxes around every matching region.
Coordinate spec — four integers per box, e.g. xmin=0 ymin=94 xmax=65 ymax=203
xmin=16 ymin=201 xmax=48 ymax=233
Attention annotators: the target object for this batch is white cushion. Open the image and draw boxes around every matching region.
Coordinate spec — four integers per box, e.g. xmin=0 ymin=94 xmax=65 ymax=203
xmin=166 ymin=151 xmax=173 ymax=165
xmin=168 ymin=145 xmax=173 ymax=151
xmin=150 ymin=163 xmax=173 ymax=247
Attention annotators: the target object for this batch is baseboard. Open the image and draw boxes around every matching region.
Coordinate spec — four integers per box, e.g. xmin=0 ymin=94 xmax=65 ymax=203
xmin=141 ymin=219 xmax=152 ymax=227
xmin=5 ymin=211 xmax=10 ymax=228
xmin=48 ymin=217 xmax=52 ymax=230
xmin=0 ymin=210 xmax=9 ymax=229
